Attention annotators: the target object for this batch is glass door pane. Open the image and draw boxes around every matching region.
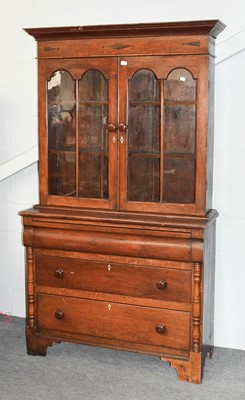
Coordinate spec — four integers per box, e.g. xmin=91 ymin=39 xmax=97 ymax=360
xmin=127 ymin=69 xmax=160 ymax=202
xmin=78 ymin=70 xmax=108 ymax=199
xmin=47 ymin=70 xmax=76 ymax=196
xmin=163 ymin=68 xmax=196 ymax=204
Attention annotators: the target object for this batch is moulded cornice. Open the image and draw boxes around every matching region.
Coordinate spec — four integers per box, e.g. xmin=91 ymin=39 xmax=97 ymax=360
xmin=24 ymin=20 xmax=226 ymax=41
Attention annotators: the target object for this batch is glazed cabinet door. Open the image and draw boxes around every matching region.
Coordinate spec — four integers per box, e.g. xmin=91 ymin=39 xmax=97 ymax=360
xmin=39 ymin=58 xmax=118 ymax=209
xmin=119 ymin=56 xmax=208 ymax=215
xmin=39 ymin=55 xmax=208 ymax=214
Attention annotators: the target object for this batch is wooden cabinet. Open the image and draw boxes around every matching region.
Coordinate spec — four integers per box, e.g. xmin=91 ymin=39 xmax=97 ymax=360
xmin=20 ymin=20 xmax=225 ymax=383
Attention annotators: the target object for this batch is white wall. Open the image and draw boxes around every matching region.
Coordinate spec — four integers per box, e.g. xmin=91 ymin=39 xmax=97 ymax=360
xmin=214 ymin=42 xmax=245 ymax=349
xmin=0 ymin=0 xmax=245 ymax=350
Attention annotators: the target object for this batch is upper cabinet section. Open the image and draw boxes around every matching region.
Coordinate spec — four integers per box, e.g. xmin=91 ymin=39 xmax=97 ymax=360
xmin=25 ymin=20 xmax=225 ymax=216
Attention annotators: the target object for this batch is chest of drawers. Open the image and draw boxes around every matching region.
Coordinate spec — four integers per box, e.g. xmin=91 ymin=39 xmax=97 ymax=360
xmin=20 ymin=206 xmax=217 ymax=383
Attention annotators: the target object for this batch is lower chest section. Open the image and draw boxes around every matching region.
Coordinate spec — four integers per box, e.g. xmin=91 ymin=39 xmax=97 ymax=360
xmin=34 ymin=250 xmax=195 ymax=358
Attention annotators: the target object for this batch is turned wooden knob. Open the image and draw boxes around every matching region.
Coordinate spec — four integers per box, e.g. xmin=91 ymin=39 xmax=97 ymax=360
xmin=156 ymin=279 xmax=167 ymax=290
xmin=118 ymin=122 xmax=128 ymax=131
xmin=107 ymin=123 xmax=117 ymax=132
xmin=54 ymin=268 xmax=64 ymax=278
xmin=155 ymin=324 xmax=165 ymax=334
xmin=55 ymin=310 xmax=65 ymax=320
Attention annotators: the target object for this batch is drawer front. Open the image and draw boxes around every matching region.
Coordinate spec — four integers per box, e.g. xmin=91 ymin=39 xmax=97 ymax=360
xmin=30 ymin=227 xmax=192 ymax=261
xmin=37 ymin=294 xmax=191 ymax=351
xmin=36 ymin=255 xmax=192 ymax=302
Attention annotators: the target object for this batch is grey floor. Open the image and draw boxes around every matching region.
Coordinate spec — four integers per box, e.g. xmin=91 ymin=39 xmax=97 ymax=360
xmin=0 ymin=317 xmax=244 ymax=400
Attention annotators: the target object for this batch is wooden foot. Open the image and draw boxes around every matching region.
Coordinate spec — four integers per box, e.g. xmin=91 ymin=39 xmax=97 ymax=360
xmin=26 ymin=326 xmax=54 ymax=356
xmin=161 ymin=352 xmax=202 ymax=384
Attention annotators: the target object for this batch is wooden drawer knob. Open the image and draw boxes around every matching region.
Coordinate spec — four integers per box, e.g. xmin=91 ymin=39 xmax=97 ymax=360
xmin=54 ymin=268 xmax=64 ymax=278
xmin=155 ymin=324 xmax=165 ymax=334
xmin=156 ymin=279 xmax=167 ymax=290
xmin=55 ymin=310 xmax=65 ymax=320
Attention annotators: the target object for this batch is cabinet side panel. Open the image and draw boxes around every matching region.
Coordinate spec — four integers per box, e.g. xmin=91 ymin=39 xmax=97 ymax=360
xmin=206 ymin=54 xmax=215 ymax=211
xmin=202 ymin=221 xmax=216 ymax=361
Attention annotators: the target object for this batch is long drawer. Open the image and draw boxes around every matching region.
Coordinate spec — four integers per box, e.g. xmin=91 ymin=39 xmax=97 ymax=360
xmin=37 ymin=294 xmax=191 ymax=351
xmin=35 ymin=255 xmax=192 ymax=303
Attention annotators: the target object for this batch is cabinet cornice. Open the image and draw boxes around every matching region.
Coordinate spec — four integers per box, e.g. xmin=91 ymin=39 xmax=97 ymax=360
xmin=24 ymin=20 xmax=226 ymax=41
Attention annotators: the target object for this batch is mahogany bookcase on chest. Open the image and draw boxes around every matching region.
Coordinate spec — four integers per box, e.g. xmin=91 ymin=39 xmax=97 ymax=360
xmin=20 ymin=20 xmax=225 ymax=384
